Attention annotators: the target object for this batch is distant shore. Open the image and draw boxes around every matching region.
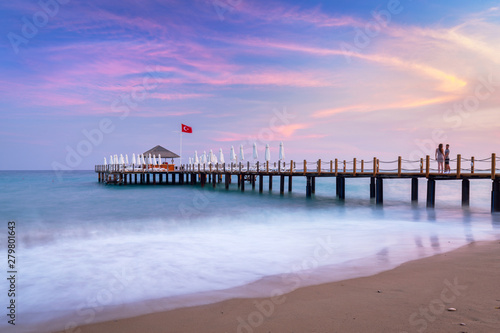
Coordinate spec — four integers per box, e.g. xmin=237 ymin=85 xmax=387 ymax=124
xmin=58 ymin=240 xmax=500 ymax=333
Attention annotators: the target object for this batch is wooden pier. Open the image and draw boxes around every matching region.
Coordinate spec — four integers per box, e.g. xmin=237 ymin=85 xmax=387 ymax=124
xmin=95 ymin=154 xmax=500 ymax=212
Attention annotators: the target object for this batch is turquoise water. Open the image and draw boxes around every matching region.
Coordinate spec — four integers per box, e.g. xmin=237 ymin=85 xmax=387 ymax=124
xmin=1 ymin=171 xmax=499 ymax=332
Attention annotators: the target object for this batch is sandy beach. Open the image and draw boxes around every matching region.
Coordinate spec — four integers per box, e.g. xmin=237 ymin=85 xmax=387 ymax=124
xmin=61 ymin=240 xmax=500 ymax=333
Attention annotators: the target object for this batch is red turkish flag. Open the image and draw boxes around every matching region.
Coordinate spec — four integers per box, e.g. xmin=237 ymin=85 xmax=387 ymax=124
xmin=181 ymin=124 xmax=192 ymax=133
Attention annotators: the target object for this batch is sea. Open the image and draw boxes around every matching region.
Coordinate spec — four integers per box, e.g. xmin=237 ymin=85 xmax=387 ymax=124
xmin=1 ymin=170 xmax=499 ymax=332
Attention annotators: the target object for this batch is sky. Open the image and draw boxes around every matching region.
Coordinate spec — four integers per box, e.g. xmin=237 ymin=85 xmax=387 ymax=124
xmin=0 ymin=0 xmax=499 ymax=170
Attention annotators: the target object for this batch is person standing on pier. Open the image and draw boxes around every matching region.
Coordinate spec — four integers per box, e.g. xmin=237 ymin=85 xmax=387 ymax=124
xmin=435 ymin=143 xmax=445 ymax=174
xmin=444 ymin=144 xmax=451 ymax=173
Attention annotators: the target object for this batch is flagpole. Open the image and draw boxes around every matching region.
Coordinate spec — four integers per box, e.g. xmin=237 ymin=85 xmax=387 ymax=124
xmin=179 ymin=131 xmax=183 ymax=167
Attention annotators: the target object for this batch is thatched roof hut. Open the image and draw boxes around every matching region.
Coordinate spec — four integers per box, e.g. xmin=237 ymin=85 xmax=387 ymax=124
xmin=143 ymin=145 xmax=179 ymax=163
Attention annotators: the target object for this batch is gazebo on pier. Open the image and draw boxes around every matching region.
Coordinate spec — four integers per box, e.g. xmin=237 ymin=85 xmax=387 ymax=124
xmin=143 ymin=145 xmax=180 ymax=169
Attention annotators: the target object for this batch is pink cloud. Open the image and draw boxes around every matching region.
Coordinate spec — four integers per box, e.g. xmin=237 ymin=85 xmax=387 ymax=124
xmin=313 ymin=95 xmax=459 ymax=118
xmin=235 ymin=2 xmax=361 ymax=28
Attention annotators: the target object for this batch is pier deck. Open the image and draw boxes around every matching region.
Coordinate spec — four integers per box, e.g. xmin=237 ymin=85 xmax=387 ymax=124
xmin=95 ymin=154 xmax=500 ymax=212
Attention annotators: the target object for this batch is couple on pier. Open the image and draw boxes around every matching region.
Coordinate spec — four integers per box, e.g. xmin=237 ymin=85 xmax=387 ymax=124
xmin=435 ymin=143 xmax=451 ymax=174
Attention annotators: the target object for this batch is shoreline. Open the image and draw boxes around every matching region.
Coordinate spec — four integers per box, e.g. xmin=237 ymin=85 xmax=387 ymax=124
xmin=55 ymin=239 xmax=500 ymax=333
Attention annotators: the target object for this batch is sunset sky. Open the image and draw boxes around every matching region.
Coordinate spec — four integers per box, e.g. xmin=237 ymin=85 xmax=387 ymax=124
xmin=1 ymin=0 xmax=499 ymax=170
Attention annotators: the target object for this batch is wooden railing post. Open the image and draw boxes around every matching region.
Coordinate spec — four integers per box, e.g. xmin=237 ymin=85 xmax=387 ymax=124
xmin=471 ymin=157 xmax=475 ymax=174
xmin=330 ymin=160 xmax=333 ymax=173
xmin=290 ymin=160 xmax=293 ymax=175
xmin=361 ymin=160 xmax=364 ymax=173
xmin=420 ymin=158 xmax=423 ymax=174
xmin=492 ymin=153 xmax=497 ymax=180
xmin=426 ymin=155 xmax=430 ymax=177
xmin=373 ymin=157 xmax=377 ymax=177
xmin=256 ymin=161 xmax=259 ymax=172
xmin=303 ymin=160 xmax=307 ymax=175
xmin=398 ymin=156 xmax=402 ymax=177
xmin=239 ymin=162 xmax=242 ymax=172
xmin=278 ymin=161 xmax=281 ymax=174
xmin=457 ymin=154 xmax=461 ymax=179
xmin=335 ymin=158 xmax=338 ymax=176
xmin=343 ymin=160 xmax=346 ymax=173
xmin=353 ymin=158 xmax=357 ymax=176
xmin=318 ymin=159 xmax=321 ymax=174
xmin=266 ymin=161 xmax=269 ymax=173
xmin=377 ymin=159 xmax=380 ymax=173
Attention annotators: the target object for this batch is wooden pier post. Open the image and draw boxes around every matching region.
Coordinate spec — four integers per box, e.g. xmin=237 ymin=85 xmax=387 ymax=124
xmin=134 ymin=174 xmax=137 ymax=184
xmin=457 ymin=154 xmax=461 ymax=179
xmin=376 ymin=177 xmax=383 ymax=204
xmin=338 ymin=176 xmax=345 ymax=200
xmin=252 ymin=174 xmax=256 ymax=190
xmin=152 ymin=173 xmax=155 ymax=185
xmin=225 ymin=173 xmax=230 ymax=189
xmin=212 ymin=173 xmax=216 ymax=188
xmin=237 ymin=174 xmax=241 ymax=188
xmin=288 ymin=175 xmax=292 ymax=192
xmin=259 ymin=174 xmax=263 ymax=193
xmin=269 ymin=175 xmax=273 ymax=190
xmin=312 ymin=177 xmax=316 ymax=194
xmin=306 ymin=176 xmax=312 ymax=198
xmin=492 ymin=178 xmax=500 ymax=212
xmin=280 ymin=175 xmax=285 ymax=194
xmin=241 ymin=174 xmax=245 ymax=192
xmin=426 ymin=155 xmax=430 ymax=177
xmin=462 ymin=178 xmax=470 ymax=206
xmin=370 ymin=177 xmax=375 ymax=198
xmin=492 ymin=153 xmax=497 ymax=180
xmin=426 ymin=178 xmax=436 ymax=208
xmin=411 ymin=178 xmax=418 ymax=202
xmin=147 ymin=173 xmax=150 ymax=184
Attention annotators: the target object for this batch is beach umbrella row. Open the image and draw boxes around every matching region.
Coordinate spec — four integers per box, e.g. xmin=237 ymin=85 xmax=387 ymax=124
xmin=104 ymin=153 xmax=169 ymax=166
xmin=190 ymin=142 xmax=285 ymax=164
